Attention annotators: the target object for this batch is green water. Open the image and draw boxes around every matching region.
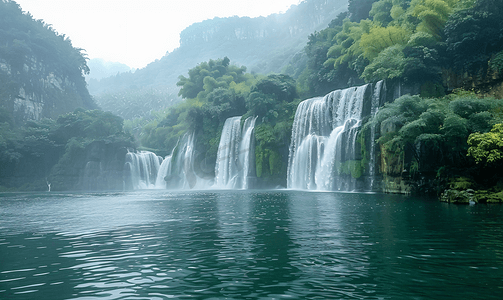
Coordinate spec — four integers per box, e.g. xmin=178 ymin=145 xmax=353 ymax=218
xmin=0 ymin=190 xmax=502 ymax=299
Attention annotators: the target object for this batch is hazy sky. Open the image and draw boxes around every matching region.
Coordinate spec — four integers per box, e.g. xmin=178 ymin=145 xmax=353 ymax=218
xmin=14 ymin=0 xmax=302 ymax=69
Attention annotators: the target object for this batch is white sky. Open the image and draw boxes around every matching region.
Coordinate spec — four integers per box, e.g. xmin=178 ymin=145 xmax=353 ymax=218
xmin=14 ymin=0 xmax=302 ymax=69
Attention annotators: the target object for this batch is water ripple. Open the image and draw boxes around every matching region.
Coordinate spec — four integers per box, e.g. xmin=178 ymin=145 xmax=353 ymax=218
xmin=0 ymin=191 xmax=502 ymax=299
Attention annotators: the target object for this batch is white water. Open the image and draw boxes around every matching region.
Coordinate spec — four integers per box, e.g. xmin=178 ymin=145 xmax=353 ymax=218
xmin=368 ymin=80 xmax=384 ymax=190
xmin=240 ymin=116 xmax=258 ymax=189
xmin=175 ymin=133 xmax=198 ymax=189
xmin=287 ymin=83 xmax=379 ymax=191
xmin=160 ymin=132 xmax=210 ymax=189
xmin=154 ymin=155 xmax=172 ymax=189
xmin=214 ymin=115 xmax=257 ymax=189
xmin=125 ymin=132 xmax=209 ymax=190
xmin=125 ymin=151 xmax=162 ymax=189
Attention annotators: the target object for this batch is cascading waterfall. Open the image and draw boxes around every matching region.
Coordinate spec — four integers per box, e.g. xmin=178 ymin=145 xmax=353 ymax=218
xmin=175 ymin=133 xmax=198 ymax=189
xmin=368 ymin=80 xmax=385 ymax=190
xmin=240 ymin=116 xmax=257 ymax=189
xmin=124 ymin=151 xmax=162 ymax=189
xmin=125 ymin=132 xmax=210 ymax=190
xmin=287 ymin=82 xmax=383 ymax=191
xmin=154 ymin=154 xmax=172 ymax=189
xmin=214 ymin=115 xmax=257 ymax=189
xmin=214 ymin=117 xmax=242 ymax=188
xmin=160 ymin=132 xmax=203 ymax=189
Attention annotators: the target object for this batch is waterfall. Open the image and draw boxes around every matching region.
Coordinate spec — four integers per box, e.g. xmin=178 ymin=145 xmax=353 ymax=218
xmin=368 ymin=80 xmax=384 ymax=190
xmin=287 ymin=82 xmax=383 ymax=191
xmin=125 ymin=132 xmax=211 ymax=190
xmin=177 ymin=133 xmax=197 ymax=189
xmin=214 ymin=115 xmax=257 ymax=189
xmin=162 ymin=132 xmax=201 ymax=189
xmin=240 ymin=116 xmax=257 ymax=189
xmin=124 ymin=151 xmax=162 ymax=189
xmin=154 ymin=154 xmax=172 ymax=189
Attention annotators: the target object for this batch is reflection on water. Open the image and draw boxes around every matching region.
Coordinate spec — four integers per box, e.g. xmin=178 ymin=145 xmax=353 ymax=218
xmin=0 ymin=190 xmax=502 ymax=299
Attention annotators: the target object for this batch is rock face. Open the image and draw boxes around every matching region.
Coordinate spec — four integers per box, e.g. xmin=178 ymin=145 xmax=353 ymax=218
xmin=0 ymin=57 xmax=96 ymax=125
xmin=180 ymin=0 xmax=348 ymax=48
xmin=0 ymin=1 xmax=96 ymax=125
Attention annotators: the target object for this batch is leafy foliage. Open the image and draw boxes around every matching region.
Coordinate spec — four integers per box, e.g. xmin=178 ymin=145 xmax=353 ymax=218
xmin=293 ymin=0 xmax=501 ymax=97
xmin=139 ymin=58 xmax=299 ymax=184
xmin=444 ymin=0 xmax=503 ymax=71
xmin=177 ymin=57 xmax=247 ymax=99
xmin=467 ymin=123 xmax=503 ymax=165
xmin=0 ymin=109 xmax=133 ymax=190
xmin=372 ymin=91 xmax=503 ymax=191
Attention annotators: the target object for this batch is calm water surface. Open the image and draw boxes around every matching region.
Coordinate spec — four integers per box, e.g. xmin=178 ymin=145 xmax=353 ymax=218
xmin=0 ymin=190 xmax=502 ymax=299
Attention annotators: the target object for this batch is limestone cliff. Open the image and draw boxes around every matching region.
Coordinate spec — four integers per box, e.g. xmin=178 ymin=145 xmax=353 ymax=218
xmin=0 ymin=1 xmax=96 ymax=125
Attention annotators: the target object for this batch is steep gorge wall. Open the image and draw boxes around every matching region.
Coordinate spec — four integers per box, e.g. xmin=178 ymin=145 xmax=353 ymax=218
xmin=0 ymin=1 xmax=96 ymax=125
xmin=0 ymin=56 xmax=95 ymax=125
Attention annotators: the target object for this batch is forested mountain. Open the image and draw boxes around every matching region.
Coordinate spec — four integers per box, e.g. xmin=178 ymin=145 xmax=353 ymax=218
xmin=88 ymin=0 xmax=348 ymax=120
xmin=0 ymin=0 xmax=96 ymax=125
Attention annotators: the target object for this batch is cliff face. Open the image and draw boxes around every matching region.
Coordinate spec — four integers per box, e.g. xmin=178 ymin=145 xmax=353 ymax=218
xmin=180 ymin=0 xmax=347 ymax=47
xmin=442 ymin=67 xmax=503 ymax=98
xmin=0 ymin=1 xmax=96 ymax=125
xmin=0 ymin=58 xmax=95 ymax=125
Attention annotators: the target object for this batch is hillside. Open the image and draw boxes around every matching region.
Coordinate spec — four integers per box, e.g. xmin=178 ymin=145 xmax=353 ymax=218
xmin=0 ymin=0 xmax=96 ymax=125
xmin=88 ymin=0 xmax=348 ymax=119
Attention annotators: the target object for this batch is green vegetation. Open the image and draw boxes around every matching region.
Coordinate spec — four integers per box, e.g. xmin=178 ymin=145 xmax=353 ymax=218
xmin=371 ymin=91 xmax=503 ymax=196
xmin=95 ymin=88 xmax=180 ymax=120
xmin=137 ymin=57 xmax=298 ymax=184
xmin=0 ymin=109 xmax=134 ymax=191
xmin=293 ymin=0 xmax=502 ymax=98
xmin=0 ymin=0 xmax=96 ymax=124
xmin=467 ymin=123 xmax=503 ymax=165
xmin=2 ymin=0 xmax=503 ymax=194
xmin=132 ymin=0 xmax=502 ymax=191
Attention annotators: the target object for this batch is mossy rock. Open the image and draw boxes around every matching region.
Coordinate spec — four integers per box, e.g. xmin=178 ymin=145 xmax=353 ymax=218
xmin=475 ymin=190 xmax=503 ymax=203
xmin=440 ymin=189 xmax=476 ymax=204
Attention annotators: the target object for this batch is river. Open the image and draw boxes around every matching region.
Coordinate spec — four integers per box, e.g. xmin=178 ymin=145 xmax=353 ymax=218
xmin=1 ymin=190 xmax=502 ymax=299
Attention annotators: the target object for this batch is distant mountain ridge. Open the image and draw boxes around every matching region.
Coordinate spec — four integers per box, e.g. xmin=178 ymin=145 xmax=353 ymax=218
xmin=86 ymin=58 xmax=132 ymax=81
xmin=88 ymin=0 xmax=348 ymax=97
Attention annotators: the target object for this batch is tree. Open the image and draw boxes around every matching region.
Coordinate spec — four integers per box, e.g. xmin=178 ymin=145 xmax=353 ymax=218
xmin=251 ymin=74 xmax=297 ymax=103
xmin=349 ymin=0 xmax=380 ymax=22
xmin=360 ymin=25 xmax=412 ymax=60
xmin=177 ymin=57 xmax=247 ymax=99
xmin=467 ymin=123 xmax=503 ymax=165
xmin=444 ymin=0 xmax=503 ymax=71
xmin=370 ymin=0 xmax=394 ymax=25
xmin=361 ymin=45 xmax=407 ymax=81
xmin=409 ymin=0 xmax=458 ymax=39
